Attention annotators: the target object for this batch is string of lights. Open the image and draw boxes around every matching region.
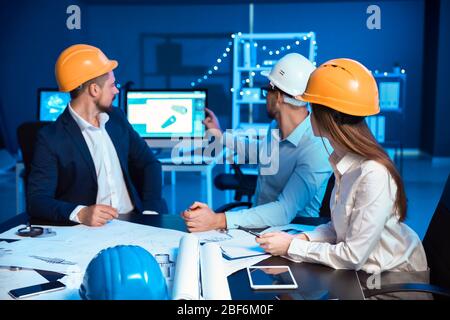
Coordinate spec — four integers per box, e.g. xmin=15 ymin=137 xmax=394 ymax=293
xmin=190 ymin=32 xmax=318 ymax=88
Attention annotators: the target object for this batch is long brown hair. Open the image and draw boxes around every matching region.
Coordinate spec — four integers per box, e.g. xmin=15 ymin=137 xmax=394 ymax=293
xmin=312 ymin=103 xmax=407 ymax=221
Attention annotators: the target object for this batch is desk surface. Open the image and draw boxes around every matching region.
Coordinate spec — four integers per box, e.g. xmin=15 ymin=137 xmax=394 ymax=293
xmin=0 ymin=213 xmax=365 ymax=300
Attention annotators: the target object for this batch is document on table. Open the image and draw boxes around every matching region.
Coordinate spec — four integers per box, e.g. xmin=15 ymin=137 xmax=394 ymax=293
xmin=0 ymin=220 xmax=186 ymax=274
xmin=193 ymin=225 xmax=316 ymax=260
xmin=223 ymin=255 xmax=270 ymax=276
xmin=191 ymin=230 xmax=233 ymax=244
xmin=193 ymin=229 xmax=267 ymax=259
xmin=1 ymin=221 xmax=315 ymax=300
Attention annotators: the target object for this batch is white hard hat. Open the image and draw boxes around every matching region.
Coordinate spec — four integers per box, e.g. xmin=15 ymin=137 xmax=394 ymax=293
xmin=261 ymin=53 xmax=316 ymax=97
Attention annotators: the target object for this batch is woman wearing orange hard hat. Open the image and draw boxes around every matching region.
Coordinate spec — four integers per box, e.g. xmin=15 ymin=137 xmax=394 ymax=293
xmin=256 ymin=58 xmax=430 ymax=299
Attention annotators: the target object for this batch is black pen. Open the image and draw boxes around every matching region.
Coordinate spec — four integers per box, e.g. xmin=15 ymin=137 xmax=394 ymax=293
xmin=237 ymin=226 xmax=261 ymax=238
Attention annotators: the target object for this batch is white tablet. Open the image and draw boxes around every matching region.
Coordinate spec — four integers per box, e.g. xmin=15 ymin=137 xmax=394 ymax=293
xmin=247 ymin=265 xmax=298 ymax=290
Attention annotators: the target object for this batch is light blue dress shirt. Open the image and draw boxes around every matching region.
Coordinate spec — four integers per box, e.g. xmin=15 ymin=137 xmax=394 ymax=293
xmin=225 ymin=116 xmax=333 ymax=228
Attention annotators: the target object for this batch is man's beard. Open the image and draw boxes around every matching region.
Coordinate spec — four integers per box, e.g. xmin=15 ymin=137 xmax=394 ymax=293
xmin=96 ymin=101 xmax=113 ymax=112
xmin=265 ymin=98 xmax=277 ymax=120
xmin=266 ymin=110 xmax=275 ymax=120
xmin=266 ymin=105 xmax=276 ymax=120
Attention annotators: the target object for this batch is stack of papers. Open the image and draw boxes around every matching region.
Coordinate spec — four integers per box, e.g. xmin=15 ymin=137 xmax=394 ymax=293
xmin=0 ymin=220 xmax=186 ymax=274
xmin=192 ymin=224 xmax=316 ymax=260
xmin=192 ymin=229 xmax=266 ymax=259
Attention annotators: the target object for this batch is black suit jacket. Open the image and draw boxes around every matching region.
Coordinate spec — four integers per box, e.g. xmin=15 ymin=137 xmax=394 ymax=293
xmin=27 ymin=107 xmax=168 ymax=222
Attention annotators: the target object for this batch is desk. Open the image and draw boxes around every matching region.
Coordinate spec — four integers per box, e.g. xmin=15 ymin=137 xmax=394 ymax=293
xmin=158 ymin=148 xmax=226 ymax=211
xmin=0 ymin=213 xmax=365 ymax=300
xmin=159 ymin=158 xmax=217 ymax=211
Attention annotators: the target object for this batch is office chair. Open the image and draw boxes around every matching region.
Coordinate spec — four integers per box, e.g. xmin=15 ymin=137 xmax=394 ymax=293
xmin=363 ymin=174 xmax=450 ymax=299
xmin=214 ymin=173 xmax=335 ymax=227
xmin=213 ymin=162 xmax=258 ymax=212
xmin=17 ymin=121 xmax=52 ymax=187
xmin=291 ymin=174 xmax=334 ymax=226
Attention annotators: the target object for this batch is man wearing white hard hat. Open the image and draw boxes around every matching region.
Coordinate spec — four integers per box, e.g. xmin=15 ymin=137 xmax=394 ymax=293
xmin=182 ymin=53 xmax=332 ymax=232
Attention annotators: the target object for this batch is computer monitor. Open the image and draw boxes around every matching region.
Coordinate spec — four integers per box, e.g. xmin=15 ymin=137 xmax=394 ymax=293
xmin=374 ymin=73 xmax=406 ymax=113
xmin=38 ymin=88 xmax=120 ymax=121
xmin=126 ymin=89 xmax=206 ymax=139
xmin=378 ymin=81 xmax=401 ymax=111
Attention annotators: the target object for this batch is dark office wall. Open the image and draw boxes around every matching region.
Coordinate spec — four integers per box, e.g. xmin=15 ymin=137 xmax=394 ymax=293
xmin=0 ymin=101 xmax=7 ymax=150
xmin=420 ymin=0 xmax=440 ymax=157
xmin=255 ymin=1 xmax=424 ymax=150
xmin=0 ymin=0 xmax=85 ymax=152
xmin=0 ymin=1 xmax=429 ymax=153
xmin=85 ymin=0 xmax=424 ymax=148
xmin=84 ymin=3 xmax=250 ymax=130
xmin=433 ymin=0 xmax=450 ymax=157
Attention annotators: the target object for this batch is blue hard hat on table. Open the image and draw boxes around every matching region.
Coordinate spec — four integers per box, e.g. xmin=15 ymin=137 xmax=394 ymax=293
xmin=79 ymin=245 xmax=168 ymax=300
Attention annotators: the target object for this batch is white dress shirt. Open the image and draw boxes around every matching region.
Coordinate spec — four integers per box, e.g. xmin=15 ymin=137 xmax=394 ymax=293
xmin=68 ymin=104 xmax=134 ymax=222
xmin=287 ymin=152 xmax=428 ymax=273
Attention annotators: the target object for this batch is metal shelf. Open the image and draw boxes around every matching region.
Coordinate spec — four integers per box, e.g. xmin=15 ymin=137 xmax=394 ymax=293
xmin=236 ymin=99 xmax=266 ymax=104
xmin=232 ymin=32 xmax=317 ymax=129
xmin=237 ymin=67 xmax=271 ymax=72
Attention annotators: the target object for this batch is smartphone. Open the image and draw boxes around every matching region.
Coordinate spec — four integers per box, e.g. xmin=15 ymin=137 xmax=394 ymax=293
xmin=247 ymin=266 xmax=298 ymax=290
xmin=237 ymin=226 xmax=261 ymax=238
xmin=8 ymin=281 xmax=66 ymax=299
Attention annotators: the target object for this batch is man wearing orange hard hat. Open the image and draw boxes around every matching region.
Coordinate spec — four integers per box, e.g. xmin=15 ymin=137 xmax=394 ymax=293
xmin=27 ymin=44 xmax=168 ymax=226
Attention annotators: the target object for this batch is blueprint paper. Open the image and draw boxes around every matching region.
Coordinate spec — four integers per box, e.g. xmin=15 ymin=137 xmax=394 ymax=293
xmin=200 ymin=243 xmax=231 ymax=300
xmin=0 ymin=220 xmax=277 ymax=300
xmin=0 ymin=220 xmax=186 ymax=274
xmin=171 ymin=234 xmax=200 ymax=300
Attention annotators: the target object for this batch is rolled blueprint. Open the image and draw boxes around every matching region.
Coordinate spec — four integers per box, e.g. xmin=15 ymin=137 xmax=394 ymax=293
xmin=172 ymin=234 xmax=200 ymax=300
xmin=200 ymin=243 xmax=232 ymax=300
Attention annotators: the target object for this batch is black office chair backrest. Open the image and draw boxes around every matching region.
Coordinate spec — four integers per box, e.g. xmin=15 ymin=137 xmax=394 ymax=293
xmin=214 ymin=163 xmax=258 ymax=202
xmin=17 ymin=121 xmax=51 ymax=185
xmin=318 ymin=174 xmax=335 ymax=218
xmin=422 ymin=174 xmax=450 ymax=292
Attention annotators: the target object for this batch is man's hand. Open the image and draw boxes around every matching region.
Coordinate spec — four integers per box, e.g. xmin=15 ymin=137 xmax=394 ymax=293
xmin=203 ymin=107 xmax=222 ymax=138
xmin=181 ymin=201 xmax=226 ymax=232
xmin=78 ymin=204 xmax=118 ymax=227
xmin=256 ymin=232 xmax=295 ymax=256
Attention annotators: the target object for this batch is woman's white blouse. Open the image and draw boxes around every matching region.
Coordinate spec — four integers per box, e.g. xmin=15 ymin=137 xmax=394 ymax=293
xmin=287 ymin=152 xmax=428 ymax=273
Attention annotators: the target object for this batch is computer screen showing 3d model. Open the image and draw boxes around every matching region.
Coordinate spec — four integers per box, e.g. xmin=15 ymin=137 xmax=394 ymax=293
xmin=38 ymin=90 xmax=71 ymax=121
xmin=38 ymin=89 xmax=120 ymax=121
xmin=126 ymin=90 xmax=206 ymax=138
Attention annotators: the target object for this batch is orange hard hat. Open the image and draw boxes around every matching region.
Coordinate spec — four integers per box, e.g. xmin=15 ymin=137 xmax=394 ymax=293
xmin=296 ymin=58 xmax=380 ymax=116
xmin=55 ymin=44 xmax=118 ymax=92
